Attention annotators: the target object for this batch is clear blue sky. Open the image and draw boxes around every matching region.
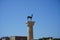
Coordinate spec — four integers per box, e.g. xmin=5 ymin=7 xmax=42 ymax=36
xmin=0 ymin=0 xmax=60 ymax=39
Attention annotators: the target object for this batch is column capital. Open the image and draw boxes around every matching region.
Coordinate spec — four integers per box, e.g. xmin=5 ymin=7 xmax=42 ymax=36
xmin=26 ymin=21 xmax=35 ymax=27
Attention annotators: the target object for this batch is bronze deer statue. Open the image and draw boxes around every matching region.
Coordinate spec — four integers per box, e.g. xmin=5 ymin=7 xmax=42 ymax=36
xmin=27 ymin=14 xmax=33 ymax=20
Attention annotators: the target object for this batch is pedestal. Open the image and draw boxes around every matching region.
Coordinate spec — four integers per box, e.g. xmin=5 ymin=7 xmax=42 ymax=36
xmin=26 ymin=21 xmax=35 ymax=40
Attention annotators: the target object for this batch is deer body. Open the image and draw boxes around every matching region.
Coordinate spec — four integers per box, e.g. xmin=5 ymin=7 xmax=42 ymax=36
xmin=27 ymin=14 xmax=33 ymax=20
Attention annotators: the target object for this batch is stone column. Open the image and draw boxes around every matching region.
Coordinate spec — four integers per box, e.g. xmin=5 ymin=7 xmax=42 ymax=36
xmin=26 ymin=21 xmax=35 ymax=40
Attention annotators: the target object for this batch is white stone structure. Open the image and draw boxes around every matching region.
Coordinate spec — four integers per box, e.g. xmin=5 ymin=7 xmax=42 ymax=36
xmin=26 ymin=21 xmax=35 ymax=40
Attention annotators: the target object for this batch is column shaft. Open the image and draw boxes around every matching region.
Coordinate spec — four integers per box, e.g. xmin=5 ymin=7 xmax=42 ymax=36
xmin=28 ymin=26 xmax=33 ymax=40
